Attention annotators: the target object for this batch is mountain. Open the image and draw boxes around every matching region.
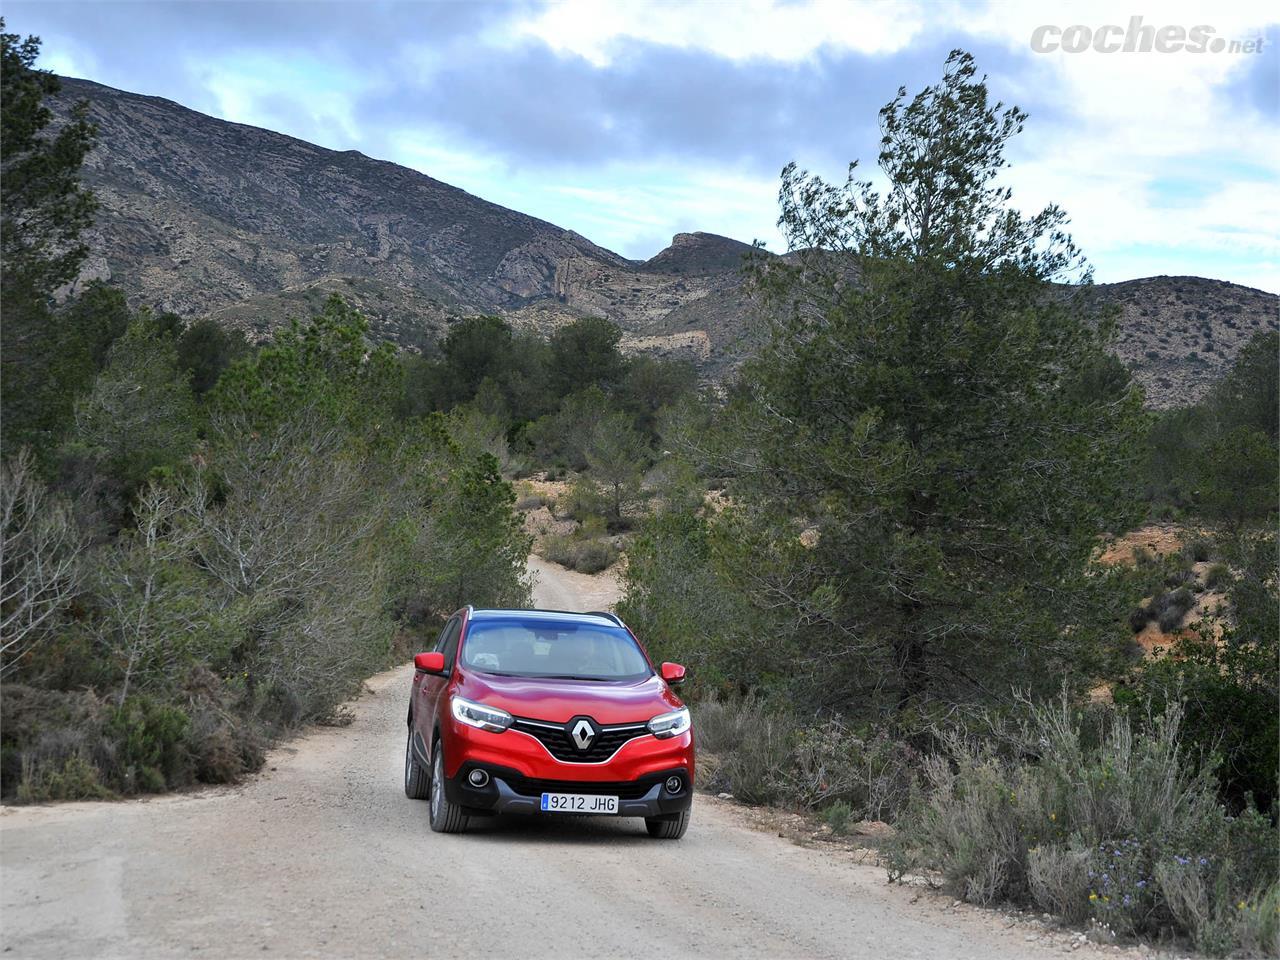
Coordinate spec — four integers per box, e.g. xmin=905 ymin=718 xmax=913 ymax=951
xmin=52 ymin=77 xmax=1277 ymax=407
xmin=1091 ymin=276 xmax=1277 ymax=407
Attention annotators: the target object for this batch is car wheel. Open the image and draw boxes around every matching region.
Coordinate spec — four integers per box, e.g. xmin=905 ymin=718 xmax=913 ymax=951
xmin=404 ymin=728 xmax=430 ymax=800
xmin=428 ymin=742 xmax=469 ymax=834
xmin=645 ymin=810 xmax=690 ymax=839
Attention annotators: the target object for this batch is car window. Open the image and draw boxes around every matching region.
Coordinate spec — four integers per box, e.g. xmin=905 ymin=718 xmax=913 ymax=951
xmin=460 ymin=617 xmax=651 ymax=681
xmin=432 ymin=617 xmax=457 ymax=654
xmin=439 ymin=618 xmax=462 ymax=670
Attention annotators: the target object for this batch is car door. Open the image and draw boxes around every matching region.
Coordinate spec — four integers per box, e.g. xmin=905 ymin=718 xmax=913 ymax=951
xmin=415 ymin=614 xmax=462 ymax=751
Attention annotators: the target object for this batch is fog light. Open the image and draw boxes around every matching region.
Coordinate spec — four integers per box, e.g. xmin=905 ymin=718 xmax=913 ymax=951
xmin=664 ymin=775 xmax=683 ymax=794
xmin=468 ymin=768 xmax=490 ymax=787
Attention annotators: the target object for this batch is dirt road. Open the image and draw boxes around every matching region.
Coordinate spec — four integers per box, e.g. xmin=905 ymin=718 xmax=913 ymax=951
xmin=1 ymin=560 xmax=1127 ymax=959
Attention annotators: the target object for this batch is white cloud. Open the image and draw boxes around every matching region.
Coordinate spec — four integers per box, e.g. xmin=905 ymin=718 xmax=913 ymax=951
xmin=509 ymin=0 xmax=930 ymax=66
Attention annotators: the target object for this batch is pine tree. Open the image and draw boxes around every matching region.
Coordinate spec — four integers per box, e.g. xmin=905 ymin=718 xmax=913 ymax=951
xmin=714 ymin=51 xmax=1147 ymax=711
xmin=1 ymin=22 xmax=100 ymax=458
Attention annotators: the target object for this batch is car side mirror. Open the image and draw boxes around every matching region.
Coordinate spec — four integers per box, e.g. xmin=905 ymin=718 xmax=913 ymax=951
xmin=414 ymin=652 xmax=446 ymax=674
xmin=660 ymin=662 xmax=687 ymax=685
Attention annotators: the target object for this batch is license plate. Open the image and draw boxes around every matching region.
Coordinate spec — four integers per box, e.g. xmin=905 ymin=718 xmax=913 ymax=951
xmin=540 ymin=792 xmax=619 ymax=814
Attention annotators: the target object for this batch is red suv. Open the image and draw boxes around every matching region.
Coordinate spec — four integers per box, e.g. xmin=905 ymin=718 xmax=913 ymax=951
xmin=404 ymin=607 xmax=694 ymax=838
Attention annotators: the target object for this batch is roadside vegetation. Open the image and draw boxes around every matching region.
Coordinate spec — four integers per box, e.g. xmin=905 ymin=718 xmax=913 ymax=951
xmin=0 ymin=28 xmax=529 ymax=801
xmin=618 ymin=51 xmax=1278 ymax=956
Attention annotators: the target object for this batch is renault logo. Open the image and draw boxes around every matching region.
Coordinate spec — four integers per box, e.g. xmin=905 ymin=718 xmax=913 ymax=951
xmin=569 ymin=717 xmax=597 ymax=751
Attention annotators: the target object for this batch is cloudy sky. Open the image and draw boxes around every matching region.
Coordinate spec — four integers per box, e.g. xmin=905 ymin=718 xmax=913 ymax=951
xmin=8 ymin=0 xmax=1279 ymax=291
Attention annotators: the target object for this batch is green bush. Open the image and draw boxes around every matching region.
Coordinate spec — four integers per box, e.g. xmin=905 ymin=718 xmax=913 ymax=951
xmin=708 ymin=709 xmax=798 ymax=805
xmin=0 ymin=671 xmax=271 ymax=802
xmin=557 ymin=476 xmax=610 ymax=522
xmin=188 ymin=719 xmax=262 ymax=784
xmin=539 ymin=513 xmax=618 ymax=574
xmin=1234 ymin=882 xmax=1280 ymax=959
xmin=1027 ymin=842 xmax=1093 ymax=924
xmin=781 ymin=720 xmax=918 ymax=821
xmin=691 ymin=697 xmax=917 ymax=820
xmin=1145 ymin=587 xmax=1195 ymax=632
xmin=885 ymin=699 xmax=1278 ymax=954
xmin=1183 ymin=538 xmax=1213 ymax=564
xmin=570 ymin=538 xmax=617 ymax=575
xmin=824 ymin=800 xmax=855 ymax=835
xmin=17 ymin=755 xmax=111 ymax=803
xmin=1 ymin=685 xmax=114 ymax=801
xmin=692 ymin=696 xmax=802 ymax=803
xmin=1204 ymin=562 xmax=1230 ymax=589
xmin=106 ymin=696 xmax=191 ymax=793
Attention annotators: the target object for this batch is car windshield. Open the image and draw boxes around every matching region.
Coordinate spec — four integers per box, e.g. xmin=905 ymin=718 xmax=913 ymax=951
xmin=460 ymin=617 xmax=652 ymax=681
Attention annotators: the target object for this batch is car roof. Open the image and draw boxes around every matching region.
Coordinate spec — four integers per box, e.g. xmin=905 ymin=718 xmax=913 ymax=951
xmin=469 ymin=608 xmax=623 ymax=628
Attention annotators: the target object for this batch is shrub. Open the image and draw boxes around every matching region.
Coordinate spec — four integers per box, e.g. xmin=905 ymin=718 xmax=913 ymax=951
xmin=886 ymin=700 xmax=1277 ymax=953
xmin=1233 ymin=881 xmax=1280 ymax=959
xmin=1 ymin=685 xmax=114 ymax=801
xmin=781 ymin=720 xmax=918 ymax=821
xmin=692 ymin=697 xmax=917 ymax=820
xmin=572 ymin=538 xmax=617 ymax=575
xmin=513 ymin=484 xmax=546 ymax=511
xmin=1204 ymin=563 xmax=1230 ymax=589
xmin=1151 ymin=587 xmax=1195 ymax=632
xmin=557 ymin=476 xmax=610 ymax=522
xmin=105 ymin=696 xmax=191 ymax=793
xmin=538 ymin=514 xmax=619 ymax=574
xmin=187 ymin=706 xmax=263 ymax=783
xmin=824 ymin=800 xmax=855 ymax=835
xmin=1028 ymin=842 xmax=1093 ymax=924
xmin=1088 ymin=838 xmax=1163 ymax=939
xmin=16 ymin=754 xmax=111 ymax=803
xmin=693 ymin=697 xmax=799 ymax=803
xmin=692 ymin=695 xmax=776 ymax=757
xmin=1153 ymin=812 xmax=1280 ymax=958
xmin=1131 ymin=545 xmax=1157 ymax=567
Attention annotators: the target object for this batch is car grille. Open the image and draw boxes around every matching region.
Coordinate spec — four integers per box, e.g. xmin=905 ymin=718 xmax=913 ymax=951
xmin=511 ymin=717 xmax=650 ymax=763
xmin=504 ymin=775 xmax=656 ymax=801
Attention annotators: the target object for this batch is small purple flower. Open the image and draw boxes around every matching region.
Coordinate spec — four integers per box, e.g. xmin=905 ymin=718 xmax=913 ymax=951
xmin=1136 ymin=880 xmax=1147 ymax=889
xmin=1175 ymin=855 xmax=1190 ymax=866
xmin=1123 ymin=895 xmax=1132 ymax=906
xmin=1198 ymin=857 xmax=1209 ymax=867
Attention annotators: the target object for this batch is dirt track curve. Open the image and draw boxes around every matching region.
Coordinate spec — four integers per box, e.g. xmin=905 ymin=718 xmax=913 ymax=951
xmin=1 ymin=559 xmax=1135 ymax=959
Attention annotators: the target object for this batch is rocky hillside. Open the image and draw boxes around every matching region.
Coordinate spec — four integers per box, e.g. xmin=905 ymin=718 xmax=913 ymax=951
xmin=1092 ymin=276 xmax=1277 ymax=408
xmin=53 ymin=77 xmax=1277 ymax=407
xmin=54 ymin=78 xmax=627 ymax=320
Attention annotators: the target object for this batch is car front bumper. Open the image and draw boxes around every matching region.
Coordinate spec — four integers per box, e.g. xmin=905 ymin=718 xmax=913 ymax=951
xmin=431 ymin=714 xmax=695 ymax=819
xmin=443 ymin=762 xmax=694 ymax=819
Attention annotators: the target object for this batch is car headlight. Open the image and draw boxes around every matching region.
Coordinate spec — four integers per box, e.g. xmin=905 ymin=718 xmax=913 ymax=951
xmin=451 ymin=696 xmax=513 ymax=733
xmin=647 ymin=707 xmax=691 ymax=739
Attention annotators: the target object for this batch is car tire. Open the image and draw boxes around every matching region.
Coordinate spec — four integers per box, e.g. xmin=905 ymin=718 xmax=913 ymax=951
xmin=428 ymin=741 xmax=469 ymax=834
xmin=645 ymin=810 xmax=690 ymax=839
xmin=404 ymin=728 xmax=430 ymax=800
